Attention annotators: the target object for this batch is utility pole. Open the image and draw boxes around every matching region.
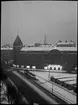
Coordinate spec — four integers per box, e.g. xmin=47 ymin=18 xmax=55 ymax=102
xmin=48 ymin=68 xmax=50 ymax=80
xmin=51 ymin=76 xmax=54 ymax=93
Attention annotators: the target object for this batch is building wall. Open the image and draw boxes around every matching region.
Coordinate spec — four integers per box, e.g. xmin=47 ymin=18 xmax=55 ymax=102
xmin=13 ymin=48 xmax=77 ymax=70
xmin=1 ymin=48 xmax=77 ymax=70
xmin=1 ymin=50 xmax=13 ymax=62
xmin=63 ymin=53 xmax=77 ymax=70
xmin=17 ymin=51 xmax=44 ymax=69
xmin=46 ymin=49 xmax=77 ymax=70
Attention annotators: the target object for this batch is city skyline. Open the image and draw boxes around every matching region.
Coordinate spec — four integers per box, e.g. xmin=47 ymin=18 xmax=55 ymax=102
xmin=1 ymin=1 xmax=77 ymax=46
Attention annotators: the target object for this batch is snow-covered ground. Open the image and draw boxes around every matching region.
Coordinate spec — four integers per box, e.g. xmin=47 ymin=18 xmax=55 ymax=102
xmin=11 ymin=68 xmax=77 ymax=104
xmin=28 ymin=71 xmax=77 ymax=104
xmin=17 ymin=69 xmax=77 ymax=104
xmin=30 ymin=71 xmax=77 ymax=81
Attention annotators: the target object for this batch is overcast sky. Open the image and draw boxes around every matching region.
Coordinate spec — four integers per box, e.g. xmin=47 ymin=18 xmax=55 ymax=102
xmin=1 ymin=1 xmax=77 ymax=45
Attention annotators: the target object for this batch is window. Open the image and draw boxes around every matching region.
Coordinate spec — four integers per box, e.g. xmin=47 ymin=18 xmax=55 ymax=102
xmin=54 ymin=67 xmax=56 ymax=70
xmin=50 ymin=67 xmax=52 ymax=70
xmin=58 ymin=67 xmax=60 ymax=70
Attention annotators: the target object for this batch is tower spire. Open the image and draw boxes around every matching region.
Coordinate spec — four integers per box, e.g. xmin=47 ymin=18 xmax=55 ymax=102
xmin=17 ymin=28 xmax=19 ymax=36
xmin=44 ymin=33 xmax=47 ymax=45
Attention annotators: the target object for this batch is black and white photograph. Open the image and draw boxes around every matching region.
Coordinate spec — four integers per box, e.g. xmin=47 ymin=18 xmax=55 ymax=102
xmin=1 ymin=1 xmax=77 ymax=104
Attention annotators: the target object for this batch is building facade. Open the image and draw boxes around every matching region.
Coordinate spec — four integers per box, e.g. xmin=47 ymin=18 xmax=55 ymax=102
xmin=1 ymin=35 xmax=77 ymax=71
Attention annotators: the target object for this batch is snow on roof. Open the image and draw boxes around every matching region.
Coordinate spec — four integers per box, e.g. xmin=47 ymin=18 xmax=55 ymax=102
xmin=1 ymin=47 xmax=13 ymax=50
xmin=21 ymin=46 xmax=54 ymax=51
xmin=21 ymin=46 xmax=77 ymax=52
xmin=1 ymin=45 xmax=77 ymax=52
xmin=53 ymin=46 xmax=77 ymax=52
xmin=56 ymin=42 xmax=75 ymax=45
xmin=58 ymin=78 xmax=76 ymax=82
xmin=65 ymin=80 xmax=76 ymax=85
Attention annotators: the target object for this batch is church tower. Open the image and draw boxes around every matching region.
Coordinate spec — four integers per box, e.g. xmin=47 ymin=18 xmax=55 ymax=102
xmin=13 ymin=35 xmax=23 ymax=65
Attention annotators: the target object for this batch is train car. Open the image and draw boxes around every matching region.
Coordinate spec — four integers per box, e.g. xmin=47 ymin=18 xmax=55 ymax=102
xmin=50 ymin=76 xmax=56 ymax=82
xmin=24 ymin=69 xmax=36 ymax=79
xmin=51 ymin=76 xmax=76 ymax=91
xmin=24 ymin=69 xmax=29 ymax=74
xmin=56 ymin=77 xmax=76 ymax=87
xmin=50 ymin=75 xmax=76 ymax=82
xmin=53 ymin=76 xmax=76 ymax=80
xmin=64 ymin=80 xmax=76 ymax=90
xmin=50 ymin=75 xmax=76 ymax=87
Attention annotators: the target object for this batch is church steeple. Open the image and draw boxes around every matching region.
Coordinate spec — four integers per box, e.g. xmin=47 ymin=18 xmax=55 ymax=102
xmin=13 ymin=35 xmax=23 ymax=47
xmin=13 ymin=28 xmax=23 ymax=47
xmin=13 ymin=34 xmax=23 ymax=65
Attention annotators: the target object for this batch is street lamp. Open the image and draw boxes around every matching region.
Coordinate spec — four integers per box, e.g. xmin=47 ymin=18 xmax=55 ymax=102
xmin=51 ymin=76 xmax=54 ymax=93
xmin=48 ymin=68 xmax=50 ymax=80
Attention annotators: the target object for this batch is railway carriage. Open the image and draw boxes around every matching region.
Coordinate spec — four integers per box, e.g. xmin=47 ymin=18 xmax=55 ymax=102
xmin=24 ymin=69 xmax=36 ymax=79
xmin=64 ymin=80 xmax=76 ymax=90
xmin=50 ymin=75 xmax=76 ymax=92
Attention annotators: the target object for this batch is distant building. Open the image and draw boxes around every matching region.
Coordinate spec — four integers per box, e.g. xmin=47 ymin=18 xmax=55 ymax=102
xmin=44 ymin=35 xmax=47 ymax=45
xmin=55 ymin=41 xmax=76 ymax=47
xmin=34 ymin=43 xmax=41 ymax=47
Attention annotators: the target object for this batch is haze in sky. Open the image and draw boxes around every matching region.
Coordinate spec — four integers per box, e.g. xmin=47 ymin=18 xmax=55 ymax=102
xmin=1 ymin=1 xmax=77 ymax=46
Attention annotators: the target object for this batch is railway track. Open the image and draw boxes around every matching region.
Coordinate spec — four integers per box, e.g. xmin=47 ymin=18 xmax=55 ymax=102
xmin=16 ymin=70 xmax=70 ymax=104
xmin=5 ymin=68 xmax=76 ymax=104
xmin=5 ymin=70 xmax=57 ymax=104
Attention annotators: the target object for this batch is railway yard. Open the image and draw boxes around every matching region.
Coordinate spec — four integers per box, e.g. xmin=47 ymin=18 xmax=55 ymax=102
xmin=1 ymin=67 xmax=76 ymax=104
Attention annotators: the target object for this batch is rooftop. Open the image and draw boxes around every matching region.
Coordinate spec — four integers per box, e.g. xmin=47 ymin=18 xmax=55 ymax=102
xmin=13 ymin=35 xmax=23 ymax=46
xmin=1 ymin=47 xmax=13 ymax=50
xmin=55 ymin=41 xmax=76 ymax=47
xmin=53 ymin=46 xmax=77 ymax=52
xmin=21 ymin=45 xmax=77 ymax=52
xmin=21 ymin=46 xmax=54 ymax=51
